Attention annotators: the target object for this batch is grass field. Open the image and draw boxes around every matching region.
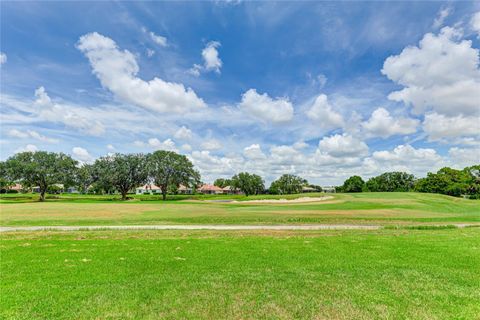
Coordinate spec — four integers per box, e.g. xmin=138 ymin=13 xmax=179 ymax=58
xmin=1 ymin=192 xmax=479 ymax=319
xmin=1 ymin=228 xmax=480 ymax=319
xmin=1 ymin=192 xmax=479 ymax=227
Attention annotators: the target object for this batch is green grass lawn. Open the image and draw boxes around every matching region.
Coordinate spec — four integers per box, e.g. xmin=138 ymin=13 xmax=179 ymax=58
xmin=1 ymin=192 xmax=479 ymax=226
xmin=1 ymin=193 xmax=479 ymax=319
xmin=1 ymin=228 xmax=479 ymax=319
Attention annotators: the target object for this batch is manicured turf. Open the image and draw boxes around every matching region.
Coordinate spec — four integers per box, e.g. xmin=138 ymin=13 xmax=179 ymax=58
xmin=1 ymin=192 xmax=479 ymax=226
xmin=1 ymin=228 xmax=479 ymax=319
xmin=1 ymin=193 xmax=479 ymax=319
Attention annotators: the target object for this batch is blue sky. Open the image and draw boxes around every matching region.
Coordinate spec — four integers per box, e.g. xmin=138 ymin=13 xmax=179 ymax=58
xmin=1 ymin=1 xmax=479 ymax=185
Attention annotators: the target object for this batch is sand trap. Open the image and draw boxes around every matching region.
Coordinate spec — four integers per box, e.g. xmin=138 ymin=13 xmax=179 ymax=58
xmin=233 ymin=196 xmax=334 ymax=204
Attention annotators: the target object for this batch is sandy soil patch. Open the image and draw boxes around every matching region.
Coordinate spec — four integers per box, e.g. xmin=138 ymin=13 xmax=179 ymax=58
xmin=233 ymin=196 xmax=334 ymax=204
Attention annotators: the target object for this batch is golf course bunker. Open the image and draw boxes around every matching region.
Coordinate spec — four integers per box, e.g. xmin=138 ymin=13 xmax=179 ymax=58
xmin=234 ymin=196 xmax=334 ymax=204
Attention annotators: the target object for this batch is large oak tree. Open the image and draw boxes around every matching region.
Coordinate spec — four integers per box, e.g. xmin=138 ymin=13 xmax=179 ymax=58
xmin=269 ymin=174 xmax=306 ymax=194
xmin=148 ymin=150 xmax=200 ymax=201
xmin=231 ymin=172 xmax=264 ymax=196
xmin=5 ymin=151 xmax=77 ymax=201
xmin=94 ymin=153 xmax=149 ymax=200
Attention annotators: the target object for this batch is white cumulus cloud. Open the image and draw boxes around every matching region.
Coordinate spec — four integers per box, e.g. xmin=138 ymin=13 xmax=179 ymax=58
xmin=201 ymin=139 xmax=222 ymax=151
xmin=174 ymin=126 xmax=193 ymax=140
xmin=382 ymin=27 xmax=480 ymax=117
xmin=202 ymin=41 xmax=222 ymax=73
xmin=188 ymin=41 xmax=222 ymax=76
xmin=72 ymin=147 xmax=94 ymax=163
xmin=471 ymin=11 xmax=480 ymax=38
xmin=243 ymin=144 xmax=267 ymax=160
xmin=77 ymin=32 xmax=206 ymax=114
xmin=146 ymin=138 xmax=178 ymax=151
xmin=422 ymin=113 xmax=479 ymax=141
xmin=318 ymin=134 xmax=368 ymax=158
xmin=149 ymin=31 xmax=168 ymax=47
xmin=15 ymin=144 xmax=38 ymax=153
xmin=362 ymin=107 xmax=419 ymax=138
xmin=448 ymin=147 xmax=480 ymax=168
xmin=306 ymin=94 xmax=344 ymax=131
xmin=239 ymin=89 xmax=294 ymax=123
xmin=35 ymin=87 xmax=105 ymax=136
xmin=370 ymin=144 xmax=443 ymax=175
xmin=7 ymin=128 xmax=59 ymax=143
xmin=0 ymin=52 xmax=6 ymax=65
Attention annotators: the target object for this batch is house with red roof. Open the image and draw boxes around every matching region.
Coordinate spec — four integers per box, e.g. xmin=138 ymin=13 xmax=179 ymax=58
xmin=136 ymin=184 xmax=162 ymax=195
xmin=198 ymin=184 xmax=223 ymax=194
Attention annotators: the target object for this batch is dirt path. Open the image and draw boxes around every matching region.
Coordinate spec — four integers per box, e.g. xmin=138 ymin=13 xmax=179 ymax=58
xmin=0 ymin=223 xmax=477 ymax=232
xmin=0 ymin=224 xmax=380 ymax=232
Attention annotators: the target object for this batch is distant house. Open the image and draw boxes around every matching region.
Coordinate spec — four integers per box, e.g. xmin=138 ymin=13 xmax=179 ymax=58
xmin=322 ymin=186 xmax=336 ymax=193
xmin=9 ymin=183 xmax=23 ymax=192
xmin=66 ymin=187 xmax=79 ymax=193
xmin=178 ymin=184 xmax=193 ymax=194
xmin=198 ymin=184 xmax=223 ymax=195
xmin=222 ymin=185 xmax=242 ymax=195
xmin=136 ymin=184 xmax=162 ymax=195
xmin=302 ymin=186 xmax=316 ymax=193
xmin=32 ymin=184 xmax=64 ymax=193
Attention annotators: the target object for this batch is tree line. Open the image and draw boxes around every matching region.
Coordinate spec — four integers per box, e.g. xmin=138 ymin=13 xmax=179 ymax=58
xmin=1 ymin=150 xmax=199 ymax=201
xmin=1 ymin=150 xmax=479 ymax=201
xmin=337 ymin=166 xmax=480 ymax=199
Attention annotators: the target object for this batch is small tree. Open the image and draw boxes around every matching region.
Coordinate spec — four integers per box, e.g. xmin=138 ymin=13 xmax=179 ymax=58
xmin=214 ymin=178 xmax=232 ymax=188
xmin=75 ymin=164 xmax=97 ymax=194
xmin=342 ymin=175 xmax=365 ymax=193
xmin=5 ymin=151 xmax=77 ymax=201
xmin=148 ymin=150 xmax=200 ymax=201
xmin=269 ymin=174 xmax=306 ymax=194
xmin=94 ymin=153 xmax=149 ymax=200
xmin=231 ymin=172 xmax=264 ymax=196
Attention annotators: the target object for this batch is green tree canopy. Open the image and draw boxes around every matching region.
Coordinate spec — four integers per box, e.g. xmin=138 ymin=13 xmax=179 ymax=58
xmin=269 ymin=174 xmax=306 ymax=194
xmin=148 ymin=150 xmax=200 ymax=200
xmin=0 ymin=161 xmax=14 ymax=192
xmin=5 ymin=151 xmax=77 ymax=201
xmin=75 ymin=164 xmax=97 ymax=193
xmin=463 ymin=165 xmax=480 ymax=197
xmin=415 ymin=166 xmax=479 ymax=197
xmin=94 ymin=153 xmax=149 ymax=200
xmin=366 ymin=172 xmax=415 ymax=192
xmin=213 ymin=178 xmax=232 ymax=188
xmin=342 ymin=175 xmax=365 ymax=193
xmin=231 ymin=172 xmax=264 ymax=196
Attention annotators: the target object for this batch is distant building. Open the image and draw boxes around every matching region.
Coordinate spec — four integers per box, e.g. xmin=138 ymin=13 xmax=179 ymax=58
xmin=198 ymin=184 xmax=224 ymax=195
xmin=222 ymin=185 xmax=242 ymax=195
xmin=9 ymin=183 xmax=23 ymax=192
xmin=302 ymin=186 xmax=316 ymax=193
xmin=66 ymin=187 xmax=79 ymax=193
xmin=136 ymin=184 xmax=162 ymax=195
xmin=322 ymin=186 xmax=336 ymax=193
xmin=32 ymin=184 xmax=64 ymax=193
xmin=178 ymin=184 xmax=193 ymax=194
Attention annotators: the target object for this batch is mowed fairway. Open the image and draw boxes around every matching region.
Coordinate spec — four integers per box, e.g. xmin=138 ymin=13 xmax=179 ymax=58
xmin=1 ymin=228 xmax=480 ymax=319
xmin=1 ymin=192 xmax=479 ymax=226
xmin=1 ymin=193 xmax=480 ymax=319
